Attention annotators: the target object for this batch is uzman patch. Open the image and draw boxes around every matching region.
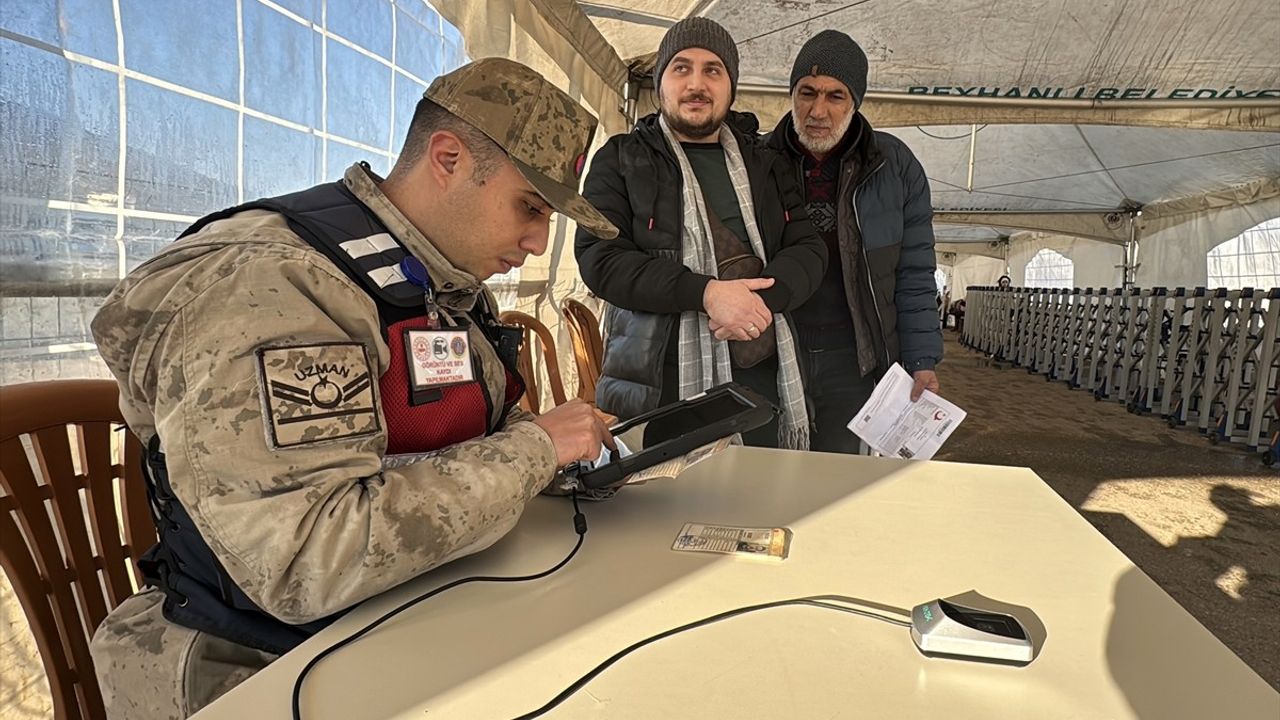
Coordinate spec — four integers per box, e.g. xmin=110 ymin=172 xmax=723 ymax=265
xmin=256 ymin=343 xmax=380 ymax=448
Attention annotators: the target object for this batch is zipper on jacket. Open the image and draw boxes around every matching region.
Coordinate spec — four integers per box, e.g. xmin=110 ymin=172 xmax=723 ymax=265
xmin=852 ymin=159 xmax=892 ymax=370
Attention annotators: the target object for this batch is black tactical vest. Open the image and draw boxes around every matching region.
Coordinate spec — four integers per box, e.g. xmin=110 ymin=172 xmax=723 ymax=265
xmin=138 ymin=178 xmax=523 ymax=655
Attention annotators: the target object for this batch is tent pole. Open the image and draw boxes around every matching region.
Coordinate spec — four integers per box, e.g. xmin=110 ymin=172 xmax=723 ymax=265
xmin=623 ymin=79 xmax=639 ymax=125
xmin=1122 ymin=211 xmax=1143 ymax=289
xmin=966 ymin=124 xmax=977 ymax=191
xmin=536 ymin=80 xmax=583 ymax=314
xmin=736 ymin=83 xmax=1280 ymax=109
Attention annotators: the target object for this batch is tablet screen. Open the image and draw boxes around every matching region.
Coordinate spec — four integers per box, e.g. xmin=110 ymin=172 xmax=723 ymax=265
xmin=574 ymin=383 xmax=775 ymax=490
xmin=641 ymin=390 xmax=752 ymax=446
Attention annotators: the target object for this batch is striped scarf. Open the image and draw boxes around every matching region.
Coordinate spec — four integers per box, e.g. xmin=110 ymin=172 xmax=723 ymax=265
xmin=659 ymin=116 xmax=810 ymax=450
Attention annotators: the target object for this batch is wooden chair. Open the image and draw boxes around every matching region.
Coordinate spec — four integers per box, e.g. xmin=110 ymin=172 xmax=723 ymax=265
xmin=561 ymin=298 xmax=604 ymax=403
xmin=499 ymin=311 xmax=567 ymax=414
xmin=0 ymin=380 xmax=157 ymax=720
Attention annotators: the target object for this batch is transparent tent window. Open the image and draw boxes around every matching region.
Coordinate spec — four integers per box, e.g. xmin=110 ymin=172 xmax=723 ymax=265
xmin=1025 ymin=248 xmax=1074 ymax=290
xmin=1208 ymin=218 xmax=1280 ymax=290
xmin=0 ymin=0 xmax=467 ymax=384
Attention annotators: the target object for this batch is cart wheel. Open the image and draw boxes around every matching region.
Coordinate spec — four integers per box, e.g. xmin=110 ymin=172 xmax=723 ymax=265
xmin=1167 ymin=417 xmax=1178 ymax=428
xmin=1209 ymin=433 xmax=1219 ymax=445
xmin=1263 ymin=452 xmax=1275 ymax=467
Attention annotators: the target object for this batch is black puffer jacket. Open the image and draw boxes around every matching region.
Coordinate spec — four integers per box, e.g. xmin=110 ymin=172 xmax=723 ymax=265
xmin=575 ymin=112 xmax=826 ymax=418
xmin=765 ymin=112 xmax=942 ymax=375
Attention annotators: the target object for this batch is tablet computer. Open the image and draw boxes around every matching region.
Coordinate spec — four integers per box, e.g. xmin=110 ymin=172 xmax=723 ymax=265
xmin=569 ymin=382 xmax=779 ymax=490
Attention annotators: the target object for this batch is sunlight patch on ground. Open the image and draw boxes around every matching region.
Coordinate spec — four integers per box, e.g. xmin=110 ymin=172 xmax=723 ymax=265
xmin=1214 ymin=565 xmax=1249 ymax=600
xmin=1080 ymin=478 xmax=1279 ymax=548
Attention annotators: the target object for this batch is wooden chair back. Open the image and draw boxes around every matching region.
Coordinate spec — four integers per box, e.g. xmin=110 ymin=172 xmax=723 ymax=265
xmin=561 ymin=299 xmax=604 ymax=402
xmin=498 ymin=311 xmax=567 ymax=414
xmin=0 ymin=380 xmax=157 ymax=720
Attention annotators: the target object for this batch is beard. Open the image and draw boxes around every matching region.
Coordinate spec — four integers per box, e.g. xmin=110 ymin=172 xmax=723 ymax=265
xmin=660 ymin=91 xmax=727 ymax=140
xmin=793 ymin=107 xmax=855 ymax=155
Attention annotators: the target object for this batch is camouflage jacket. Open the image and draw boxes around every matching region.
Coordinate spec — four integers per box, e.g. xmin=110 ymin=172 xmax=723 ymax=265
xmin=92 ymin=164 xmax=559 ymax=625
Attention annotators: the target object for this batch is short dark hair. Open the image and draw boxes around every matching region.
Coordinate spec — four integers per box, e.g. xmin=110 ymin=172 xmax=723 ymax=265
xmin=396 ymin=98 xmax=505 ymax=183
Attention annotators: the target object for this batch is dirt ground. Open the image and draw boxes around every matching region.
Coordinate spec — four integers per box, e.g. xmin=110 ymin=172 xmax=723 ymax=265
xmin=931 ymin=332 xmax=1279 ymax=690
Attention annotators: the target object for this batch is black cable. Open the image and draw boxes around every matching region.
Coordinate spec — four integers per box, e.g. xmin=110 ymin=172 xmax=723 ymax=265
xmin=738 ymin=0 xmax=879 ymax=46
xmin=916 ymin=124 xmax=989 ymax=141
xmin=290 ymin=496 xmax=912 ymax=720
xmin=291 ymin=491 xmax=588 ymax=720
xmin=510 ymin=595 xmax=910 ymax=720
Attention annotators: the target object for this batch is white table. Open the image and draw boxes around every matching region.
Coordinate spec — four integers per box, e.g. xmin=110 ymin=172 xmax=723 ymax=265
xmin=194 ymin=448 xmax=1278 ymax=719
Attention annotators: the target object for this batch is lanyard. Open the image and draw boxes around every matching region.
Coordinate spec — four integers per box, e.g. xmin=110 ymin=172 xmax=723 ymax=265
xmin=399 ymin=256 xmax=441 ymax=329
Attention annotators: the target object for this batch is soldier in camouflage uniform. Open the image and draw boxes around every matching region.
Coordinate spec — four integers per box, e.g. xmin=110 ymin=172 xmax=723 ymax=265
xmin=89 ymin=58 xmax=618 ymax=719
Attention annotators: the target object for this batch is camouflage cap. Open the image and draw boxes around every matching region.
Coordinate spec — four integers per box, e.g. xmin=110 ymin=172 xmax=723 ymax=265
xmin=426 ymin=58 xmax=618 ymax=239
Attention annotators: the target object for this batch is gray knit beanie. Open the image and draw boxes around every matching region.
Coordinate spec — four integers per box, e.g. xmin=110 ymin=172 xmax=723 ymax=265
xmin=789 ymin=30 xmax=868 ymax=108
xmin=653 ymin=17 xmax=740 ymax=97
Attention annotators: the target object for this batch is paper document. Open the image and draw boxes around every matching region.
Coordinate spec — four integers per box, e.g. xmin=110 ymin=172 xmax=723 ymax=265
xmin=624 ymin=435 xmax=733 ymax=484
xmin=848 ymin=362 xmax=966 ymax=460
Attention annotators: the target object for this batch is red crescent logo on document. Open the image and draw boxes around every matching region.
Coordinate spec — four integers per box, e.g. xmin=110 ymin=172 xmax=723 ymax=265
xmin=933 ymin=410 xmax=948 ymax=421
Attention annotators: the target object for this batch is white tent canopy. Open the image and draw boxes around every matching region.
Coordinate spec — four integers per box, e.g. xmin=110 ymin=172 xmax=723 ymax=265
xmin=430 ymin=0 xmax=1278 ymax=308
xmin=719 ymin=0 xmax=1277 ymax=94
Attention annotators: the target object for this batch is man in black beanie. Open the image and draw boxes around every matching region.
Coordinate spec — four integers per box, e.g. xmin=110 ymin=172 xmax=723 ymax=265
xmin=575 ymin=17 xmax=827 ymax=449
xmin=765 ymin=29 xmax=943 ymax=454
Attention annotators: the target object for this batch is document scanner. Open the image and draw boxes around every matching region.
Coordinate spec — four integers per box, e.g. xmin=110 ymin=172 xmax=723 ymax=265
xmin=911 ymin=599 xmax=1035 ymax=664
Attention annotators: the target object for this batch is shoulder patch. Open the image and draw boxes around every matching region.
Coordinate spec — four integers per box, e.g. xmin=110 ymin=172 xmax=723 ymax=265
xmin=256 ymin=343 xmax=380 ymax=449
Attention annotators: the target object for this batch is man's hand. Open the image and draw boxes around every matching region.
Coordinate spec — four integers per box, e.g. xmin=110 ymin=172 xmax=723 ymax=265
xmin=708 ymin=317 xmax=774 ymax=341
xmin=532 ymin=399 xmax=616 ymax=466
xmin=910 ymin=370 xmax=940 ymax=402
xmin=708 ymin=318 xmax=729 ymax=340
xmin=703 ymin=278 xmax=774 ymax=341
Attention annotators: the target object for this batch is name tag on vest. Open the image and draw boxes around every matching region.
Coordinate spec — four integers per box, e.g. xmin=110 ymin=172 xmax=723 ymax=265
xmin=406 ymin=329 xmax=475 ymax=404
